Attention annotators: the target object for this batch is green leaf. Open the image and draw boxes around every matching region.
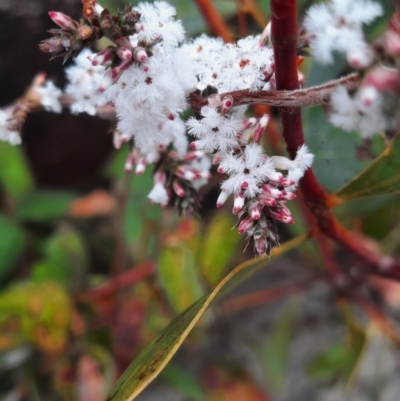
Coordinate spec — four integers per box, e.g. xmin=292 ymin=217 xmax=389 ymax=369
xmin=105 ymin=235 xmax=305 ymax=401
xmin=0 ymin=214 xmax=25 ymax=283
xmin=200 ymin=214 xmax=240 ymax=286
xmin=260 ymin=301 xmax=295 ymax=391
xmin=308 ymin=343 xmax=348 ymax=380
xmin=0 ymin=142 xmax=33 ymax=201
xmin=16 ymin=191 xmax=76 ymax=222
xmin=158 ymin=245 xmax=204 ymax=314
xmin=335 ymin=136 xmax=400 ymax=203
xmin=31 ymin=225 xmax=88 ymax=290
xmin=161 ymin=364 xmax=204 ymax=400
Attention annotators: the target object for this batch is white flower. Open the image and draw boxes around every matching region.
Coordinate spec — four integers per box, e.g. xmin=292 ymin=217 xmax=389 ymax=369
xmin=148 ymin=182 xmax=169 ymax=205
xmin=35 ymin=81 xmax=62 ymax=113
xmin=135 ymin=1 xmax=185 ymax=49
xmin=220 ymin=143 xmax=277 ymax=198
xmin=304 ymin=0 xmax=383 ymax=65
xmin=329 ymin=85 xmax=385 ymax=138
xmin=0 ymin=110 xmax=21 ymax=145
xmin=187 ymin=105 xmax=241 ymax=153
xmin=65 ymin=49 xmax=107 ymax=115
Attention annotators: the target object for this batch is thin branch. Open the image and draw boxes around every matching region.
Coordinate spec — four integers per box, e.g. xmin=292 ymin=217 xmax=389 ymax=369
xmin=188 ymin=73 xmax=360 ymax=111
xmin=193 ymin=0 xmax=234 ymax=43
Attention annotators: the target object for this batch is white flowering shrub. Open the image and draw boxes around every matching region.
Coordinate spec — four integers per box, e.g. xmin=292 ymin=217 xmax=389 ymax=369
xmin=4 ymin=1 xmax=400 ymax=398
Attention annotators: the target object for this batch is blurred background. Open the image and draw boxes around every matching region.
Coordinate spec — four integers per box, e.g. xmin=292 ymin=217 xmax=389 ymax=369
xmin=1 ymin=1 xmax=400 ymax=400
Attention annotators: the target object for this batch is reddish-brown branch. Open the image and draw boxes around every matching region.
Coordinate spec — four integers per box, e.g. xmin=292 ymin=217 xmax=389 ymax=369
xmin=218 ymin=279 xmax=314 ymax=314
xmin=194 ymin=0 xmax=234 ymax=43
xmin=269 ymin=0 xmax=400 ymax=278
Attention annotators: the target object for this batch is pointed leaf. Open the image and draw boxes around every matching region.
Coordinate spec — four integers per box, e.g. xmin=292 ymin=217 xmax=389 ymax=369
xmin=159 ymin=245 xmax=204 ymax=313
xmin=105 ymin=235 xmax=305 ymax=401
xmin=201 ymin=214 xmax=240 ymax=286
xmin=335 ymin=136 xmax=400 ymax=203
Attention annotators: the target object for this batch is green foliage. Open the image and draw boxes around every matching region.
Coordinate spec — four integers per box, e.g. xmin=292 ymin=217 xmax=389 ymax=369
xmin=105 ymin=236 xmax=304 ymax=401
xmin=200 ymin=214 xmax=240 ymax=286
xmin=336 ymin=136 xmax=400 ymax=202
xmin=16 ymin=191 xmax=76 ymax=222
xmin=0 ymin=214 xmax=24 ymax=284
xmin=31 ymin=225 xmax=88 ymax=291
xmin=158 ymin=245 xmax=204 ymax=313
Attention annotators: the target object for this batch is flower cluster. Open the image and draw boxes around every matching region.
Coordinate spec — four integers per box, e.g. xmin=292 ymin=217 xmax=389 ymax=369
xmin=31 ymin=0 xmax=316 ymax=254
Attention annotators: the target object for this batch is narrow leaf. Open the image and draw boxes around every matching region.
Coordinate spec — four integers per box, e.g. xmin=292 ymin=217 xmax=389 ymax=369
xmin=105 ymin=235 xmax=305 ymax=401
xmin=335 ymin=136 xmax=400 ymax=203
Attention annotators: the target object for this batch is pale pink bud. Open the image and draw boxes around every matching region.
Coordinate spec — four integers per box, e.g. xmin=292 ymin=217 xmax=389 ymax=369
xmin=262 ymin=184 xmax=282 ymax=198
xmin=249 ymin=204 xmax=262 ymax=220
xmin=117 ymin=47 xmax=133 ymax=61
xmin=364 ymin=67 xmax=400 ymax=93
xmin=347 ymin=47 xmax=374 ymax=69
xmin=48 ymin=11 xmax=78 ymax=30
xmin=124 ymin=152 xmax=135 ymax=173
xmin=172 ymin=180 xmax=185 ymax=197
xmin=280 ymin=178 xmax=295 ymax=187
xmin=113 ymin=131 xmax=121 ymax=149
xmin=267 ymin=171 xmax=283 ymax=183
xmin=242 ymin=117 xmax=257 ymax=130
xmin=212 ymin=153 xmax=223 ymax=165
xmin=233 ymin=194 xmax=245 ymax=214
xmin=99 ymin=71 xmax=113 ymax=92
xmin=189 ymin=142 xmax=198 ymax=150
xmin=359 ymin=85 xmax=379 ymax=107
xmin=386 ymin=31 xmax=400 ymax=56
xmin=278 ymin=191 xmax=296 ymax=200
xmin=176 ymin=167 xmax=196 ymax=181
xmin=92 ymin=47 xmax=115 ymax=67
xmin=217 ymin=190 xmax=229 ymax=208
xmin=208 ymin=94 xmax=221 ymax=108
xmin=253 ymin=114 xmax=269 ymax=142
xmin=238 ymin=216 xmax=254 ymax=233
xmin=270 ymin=210 xmax=294 ymax=224
xmin=184 ymin=151 xmax=205 ymax=162
xmin=135 ymin=22 xmax=144 ymax=32
xmin=217 ymin=165 xmax=225 ymax=174
xmin=154 ymin=171 xmax=166 ymax=185
xmin=258 ymin=194 xmax=276 ymax=206
xmin=254 ymin=236 xmax=268 ymax=256
xmin=111 ymin=59 xmax=132 ymax=80
xmin=135 ymin=157 xmax=146 ymax=175
xmin=221 ymin=96 xmax=233 ymax=113
xmin=120 ymin=133 xmax=130 ymax=144
xmin=297 ymin=71 xmax=305 ymax=84
xmin=133 ymin=47 xmax=148 ymax=62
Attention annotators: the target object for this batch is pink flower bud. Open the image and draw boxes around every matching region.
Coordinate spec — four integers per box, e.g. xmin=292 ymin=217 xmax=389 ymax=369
xmin=253 ymin=114 xmax=269 ymax=142
xmin=48 ymin=11 xmax=78 ymax=30
xmin=189 ymin=142 xmax=198 ymax=149
xmin=254 ymin=236 xmax=268 ymax=256
xmin=238 ymin=216 xmax=254 ymax=233
xmin=267 ymin=171 xmax=283 ymax=183
xmin=386 ymin=31 xmax=400 ymax=56
xmin=241 ymin=181 xmax=249 ymax=190
xmin=221 ymin=96 xmax=234 ymax=113
xmin=258 ymin=194 xmax=276 ymax=206
xmin=173 ymin=180 xmax=185 ymax=197
xmin=111 ymin=59 xmax=132 ymax=80
xmin=184 ymin=151 xmax=205 ymax=162
xmin=364 ymin=67 xmax=400 ymax=93
xmin=99 ymin=71 xmax=114 ymax=92
xmin=117 ymin=47 xmax=132 ymax=61
xmin=124 ymin=152 xmax=135 ymax=173
xmin=135 ymin=22 xmax=144 ymax=32
xmin=133 ymin=47 xmax=148 ymax=62
xmin=92 ymin=47 xmax=115 ymax=67
xmin=154 ymin=171 xmax=166 ymax=185
xmin=233 ymin=194 xmax=245 ymax=214
xmin=176 ymin=167 xmax=196 ymax=181
xmin=242 ymin=117 xmax=257 ymax=130
xmin=278 ymin=191 xmax=296 ymax=200
xmin=347 ymin=47 xmax=374 ymax=69
xmin=212 ymin=153 xmax=223 ymax=165
xmin=359 ymin=85 xmax=379 ymax=107
xmin=270 ymin=205 xmax=294 ymax=224
xmin=249 ymin=203 xmax=262 ymax=220
xmin=135 ymin=157 xmax=146 ymax=175
xmin=113 ymin=131 xmax=121 ymax=149
xmin=217 ymin=190 xmax=229 ymax=208
xmin=217 ymin=165 xmax=225 ymax=173
xmin=262 ymin=184 xmax=282 ymax=198
xmin=280 ymin=178 xmax=295 ymax=187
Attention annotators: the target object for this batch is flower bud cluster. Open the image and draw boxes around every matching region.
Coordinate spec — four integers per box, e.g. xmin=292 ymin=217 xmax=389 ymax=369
xmin=304 ymin=0 xmax=400 ymax=139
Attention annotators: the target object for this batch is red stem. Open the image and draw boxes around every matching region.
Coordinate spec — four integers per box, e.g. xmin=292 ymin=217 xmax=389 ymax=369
xmin=270 ymin=0 xmax=390 ymax=274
